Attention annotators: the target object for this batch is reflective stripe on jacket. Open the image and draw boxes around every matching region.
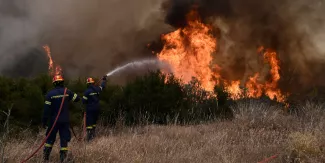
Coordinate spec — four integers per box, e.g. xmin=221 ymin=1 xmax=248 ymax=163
xmin=43 ymin=86 xmax=80 ymax=123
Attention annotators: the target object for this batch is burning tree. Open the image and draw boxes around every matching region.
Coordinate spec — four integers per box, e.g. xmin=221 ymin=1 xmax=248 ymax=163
xmin=157 ymin=8 xmax=288 ymax=105
xmin=43 ymin=45 xmax=63 ymax=77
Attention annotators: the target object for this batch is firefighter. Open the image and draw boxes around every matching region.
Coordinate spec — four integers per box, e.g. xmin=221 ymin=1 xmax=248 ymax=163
xmin=42 ymin=75 xmax=80 ymax=162
xmin=82 ymin=75 xmax=107 ymax=141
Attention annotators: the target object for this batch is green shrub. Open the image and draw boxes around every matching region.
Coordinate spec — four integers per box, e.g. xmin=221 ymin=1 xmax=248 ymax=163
xmin=0 ymin=71 xmax=233 ymax=131
xmin=101 ymin=71 xmax=233 ymax=125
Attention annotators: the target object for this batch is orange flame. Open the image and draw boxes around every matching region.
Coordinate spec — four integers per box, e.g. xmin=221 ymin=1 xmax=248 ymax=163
xmin=43 ymin=45 xmax=62 ymax=76
xmin=246 ymin=73 xmax=264 ymax=98
xmin=245 ymin=47 xmax=287 ymax=103
xmin=156 ymin=8 xmax=288 ymax=105
xmin=157 ymin=9 xmax=218 ymax=92
xmin=43 ymin=45 xmax=53 ymax=71
xmin=261 ymin=47 xmax=286 ymax=103
xmin=224 ymin=80 xmax=243 ymax=100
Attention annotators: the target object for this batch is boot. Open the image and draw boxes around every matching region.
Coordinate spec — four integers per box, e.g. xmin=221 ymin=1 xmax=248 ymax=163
xmin=60 ymin=150 xmax=68 ymax=163
xmin=87 ymin=129 xmax=93 ymax=142
xmin=43 ymin=146 xmax=52 ymax=162
xmin=92 ymin=127 xmax=96 ymax=139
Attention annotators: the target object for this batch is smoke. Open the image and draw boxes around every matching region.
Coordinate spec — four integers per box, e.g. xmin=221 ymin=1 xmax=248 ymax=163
xmin=162 ymin=0 xmax=325 ymax=94
xmin=2 ymin=0 xmax=325 ymax=94
xmin=0 ymin=0 xmax=170 ymax=78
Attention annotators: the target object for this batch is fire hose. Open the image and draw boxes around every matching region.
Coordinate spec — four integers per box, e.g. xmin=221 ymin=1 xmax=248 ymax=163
xmin=257 ymin=154 xmax=279 ymax=163
xmin=21 ymin=88 xmax=67 ymax=163
xmin=19 ymin=76 xmax=277 ymax=163
xmin=71 ymin=76 xmax=104 ymax=141
xmin=21 ymin=76 xmax=105 ymax=162
xmin=71 ymin=112 xmax=87 ymax=141
xmin=21 ymin=89 xmax=89 ymax=162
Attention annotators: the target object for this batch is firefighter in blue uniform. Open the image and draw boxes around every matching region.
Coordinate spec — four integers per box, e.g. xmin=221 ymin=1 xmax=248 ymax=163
xmin=82 ymin=76 xmax=107 ymax=141
xmin=42 ymin=75 xmax=80 ymax=162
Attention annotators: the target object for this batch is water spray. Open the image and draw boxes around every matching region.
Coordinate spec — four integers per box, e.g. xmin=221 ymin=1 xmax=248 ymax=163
xmin=105 ymin=58 xmax=172 ymax=77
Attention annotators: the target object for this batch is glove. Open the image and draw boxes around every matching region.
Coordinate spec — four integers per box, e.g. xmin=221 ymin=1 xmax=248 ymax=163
xmin=102 ymin=75 xmax=107 ymax=81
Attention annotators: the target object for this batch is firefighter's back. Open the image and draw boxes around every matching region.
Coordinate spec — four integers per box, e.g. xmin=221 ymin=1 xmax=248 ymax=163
xmin=84 ymin=85 xmax=100 ymax=111
xmin=47 ymin=87 xmax=72 ymax=123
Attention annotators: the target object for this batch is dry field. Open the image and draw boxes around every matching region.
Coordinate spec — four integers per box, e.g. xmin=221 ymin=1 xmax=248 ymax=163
xmin=2 ymin=101 xmax=325 ymax=163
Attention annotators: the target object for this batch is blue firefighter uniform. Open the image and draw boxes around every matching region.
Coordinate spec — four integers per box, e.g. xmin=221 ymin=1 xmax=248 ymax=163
xmin=42 ymin=75 xmax=80 ymax=162
xmin=82 ymin=76 xmax=107 ymax=141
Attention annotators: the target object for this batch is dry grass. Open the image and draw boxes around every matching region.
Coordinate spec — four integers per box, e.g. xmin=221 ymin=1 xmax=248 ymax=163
xmin=3 ymin=100 xmax=325 ymax=163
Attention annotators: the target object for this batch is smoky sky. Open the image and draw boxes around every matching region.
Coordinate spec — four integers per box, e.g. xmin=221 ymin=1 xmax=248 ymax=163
xmin=0 ymin=0 xmax=169 ymax=79
xmin=1 ymin=0 xmax=325 ymax=94
xmin=162 ymin=0 xmax=233 ymax=28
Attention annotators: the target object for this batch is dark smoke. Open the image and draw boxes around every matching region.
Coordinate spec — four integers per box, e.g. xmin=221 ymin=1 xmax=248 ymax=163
xmin=2 ymin=0 xmax=325 ymax=96
xmin=0 ymin=0 xmax=169 ymax=79
xmin=162 ymin=0 xmax=325 ymax=95
xmin=162 ymin=0 xmax=233 ymax=28
xmin=2 ymin=48 xmax=48 ymax=77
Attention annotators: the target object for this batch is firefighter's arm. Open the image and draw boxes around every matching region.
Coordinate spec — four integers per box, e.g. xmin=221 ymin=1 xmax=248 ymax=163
xmin=82 ymin=91 xmax=89 ymax=104
xmin=68 ymin=90 xmax=80 ymax=102
xmin=42 ymin=94 xmax=51 ymax=127
xmin=99 ymin=75 xmax=107 ymax=92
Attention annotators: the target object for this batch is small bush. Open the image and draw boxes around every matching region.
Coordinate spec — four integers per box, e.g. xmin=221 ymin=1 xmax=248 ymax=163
xmin=287 ymin=132 xmax=324 ymax=162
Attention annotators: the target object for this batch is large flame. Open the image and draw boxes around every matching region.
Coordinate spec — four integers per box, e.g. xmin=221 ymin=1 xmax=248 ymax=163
xmin=246 ymin=73 xmax=264 ymax=98
xmin=43 ymin=45 xmax=62 ymax=76
xmin=43 ymin=45 xmax=53 ymax=71
xmin=261 ymin=47 xmax=286 ymax=103
xmin=157 ymin=9 xmax=287 ymax=104
xmin=224 ymin=80 xmax=243 ymax=100
xmin=157 ymin=10 xmax=217 ymax=92
xmin=245 ymin=47 xmax=287 ymax=103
